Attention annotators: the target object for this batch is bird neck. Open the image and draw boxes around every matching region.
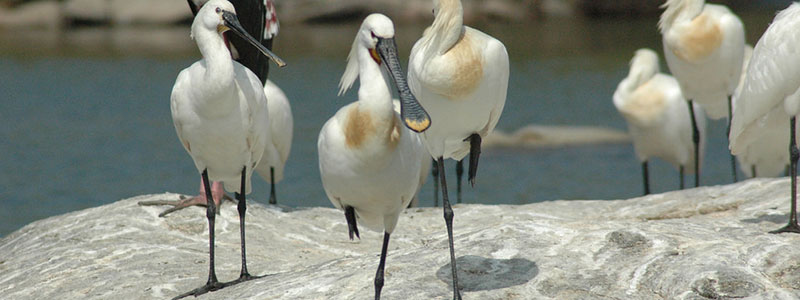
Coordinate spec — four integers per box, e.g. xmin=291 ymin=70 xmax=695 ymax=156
xmin=195 ymin=28 xmax=235 ymax=89
xmin=424 ymin=0 xmax=464 ymax=55
xmin=356 ymin=47 xmax=393 ymax=119
xmin=625 ymin=58 xmax=658 ymax=92
xmin=659 ymin=0 xmax=704 ymax=32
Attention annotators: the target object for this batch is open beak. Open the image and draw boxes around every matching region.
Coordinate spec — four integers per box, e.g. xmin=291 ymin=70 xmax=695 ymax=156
xmin=376 ymin=37 xmax=430 ymax=133
xmin=222 ymin=11 xmax=287 ymax=68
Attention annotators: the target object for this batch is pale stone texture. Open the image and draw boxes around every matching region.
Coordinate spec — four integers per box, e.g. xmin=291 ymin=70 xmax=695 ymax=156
xmin=2 ymin=178 xmax=800 ymax=299
xmin=483 ymin=125 xmax=629 ymax=149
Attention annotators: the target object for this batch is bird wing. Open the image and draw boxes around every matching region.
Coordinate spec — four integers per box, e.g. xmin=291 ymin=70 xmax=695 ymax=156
xmin=730 ymin=3 xmax=800 ymax=154
xmin=170 ymin=68 xmax=193 ymax=156
xmin=477 ymin=31 xmax=509 ymax=137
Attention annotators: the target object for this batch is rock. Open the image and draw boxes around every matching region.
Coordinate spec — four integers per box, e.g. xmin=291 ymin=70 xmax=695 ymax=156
xmin=2 ymin=178 xmax=800 ymax=299
xmin=61 ymin=0 xmax=190 ymax=25
xmin=0 ymin=0 xmax=62 ymax=29
xmin=109 ymin=0 xmax=189 ymax=25
xmin=62 ymin=0 xmax=110 ymax=24
xmin=483 ymin=125 xmax=630 ymax=149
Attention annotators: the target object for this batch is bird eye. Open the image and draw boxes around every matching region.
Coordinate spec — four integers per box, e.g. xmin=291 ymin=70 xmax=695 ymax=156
xmin=215 ymin=7 xmax=221 ymax=13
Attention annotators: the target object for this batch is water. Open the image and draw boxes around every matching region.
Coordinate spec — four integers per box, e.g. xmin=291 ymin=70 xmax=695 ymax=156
xmin=0 ymin=12 xmax=777 ymax=237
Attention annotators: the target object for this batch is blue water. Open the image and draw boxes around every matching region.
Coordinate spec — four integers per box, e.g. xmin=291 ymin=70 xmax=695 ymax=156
xmin=0 ymin=13 xmax=777 ymax=237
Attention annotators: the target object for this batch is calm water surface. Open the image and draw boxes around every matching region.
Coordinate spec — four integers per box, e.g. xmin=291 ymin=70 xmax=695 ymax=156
xmin=0 ymin=13 xmax=777 ymax=236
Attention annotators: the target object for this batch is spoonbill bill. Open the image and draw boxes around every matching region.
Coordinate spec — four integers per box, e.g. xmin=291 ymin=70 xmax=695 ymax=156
xmin=659 ymin=0 xmax=745 ymax=185
xmin=168 ymin=0 xmax=285 ymax=297
xmin=730 ymin=2 xmax=800 ymax=234
xmin=614 ymin=48 xmax=706 ymax=195
xmin=408 ymin=0 xmax=509 ymax=297
xmin=318 ymin=14 xmax=429 ymax=300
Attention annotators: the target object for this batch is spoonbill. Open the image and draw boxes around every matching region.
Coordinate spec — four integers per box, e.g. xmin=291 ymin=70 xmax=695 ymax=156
xmin=730 ymin=2 xmax=800 ymax=234
xmin=408 ymin=0 xmax=509 ymax=297
xmin=392 ymin=99 xmax=431 ymax=208
xmin=140 ymin=0 xmax=292 ymax=211
xmin=256 ymin=79 xmax=293 ymax=205
xmin=614 ymin=48 xmax=706 ymax=195
xmin=732 ymin=45 xmax=791 ymax=178
xmin=659 ymin=0 xmax=745 ymax=185
xmin=318 ymin=14 xmax=429 ymax=300
xmin=168 ymin=0 xmax=285 ymax=298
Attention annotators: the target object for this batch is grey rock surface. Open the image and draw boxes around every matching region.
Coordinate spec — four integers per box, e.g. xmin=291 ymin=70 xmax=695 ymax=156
xmin=483 ymin=125 xmax=629 ymax=149
xmin=2 ymin=178 xmax=800 ymax=299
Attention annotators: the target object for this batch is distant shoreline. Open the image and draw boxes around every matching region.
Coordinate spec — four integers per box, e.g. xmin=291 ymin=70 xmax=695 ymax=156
xmin=0 ymin=0 xmax=785 ymax=29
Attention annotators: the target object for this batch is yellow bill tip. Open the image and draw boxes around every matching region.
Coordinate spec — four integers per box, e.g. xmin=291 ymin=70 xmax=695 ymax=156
xmin=404 ymin=118 xmax=430 ymax=133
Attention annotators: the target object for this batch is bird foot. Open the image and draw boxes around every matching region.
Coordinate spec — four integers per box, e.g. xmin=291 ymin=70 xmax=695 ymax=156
xmin=225 ymin=272 xmax=266 ymax=287
xmin=138 ymin=194 xmax=234 ymax=217
xmin=770 ymin=221 xmax=800 ymax=234
xmin=171 ymin=280 xmax=225 ymax=300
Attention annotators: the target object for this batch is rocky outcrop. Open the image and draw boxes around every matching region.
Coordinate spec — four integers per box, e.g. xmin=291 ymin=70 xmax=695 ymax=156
xmin=0 ymin=0 xmax=568 ymax=28
xmin=2 ymin=178 xmax=800 ymax=299
xmin=483 ymin=125 xmax=629 ymax=149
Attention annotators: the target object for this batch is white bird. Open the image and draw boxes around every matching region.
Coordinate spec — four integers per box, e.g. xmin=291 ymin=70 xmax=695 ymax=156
xmin=318 ymin=14 xmax=429 ymax=300
xmin=732 ymin=45 xmax=791 ymax=178
xmin=256 ymin=79 xmax=294 ymax=205
xmin=730 ymin=2 xmax=800 ymax=234
xmin=407 ymin=0 xmax=509 ymax=298
xmin=168 ymin=0 xmax=285 ymax=298
xmin=614 ymin=48 xmax=706 ymax=195
xmin=141 ymin=0 xmax=292 ymax=212
xmin=659 ymin=0 xmax=745 ymax=185
xmin=392 ymin=99 xmax=431 ymax=208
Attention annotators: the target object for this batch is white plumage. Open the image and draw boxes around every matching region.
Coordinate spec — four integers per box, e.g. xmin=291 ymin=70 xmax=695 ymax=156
xmin=318 ymin=14 xmax=426 ymax=233
xmin=167 ymin=0 xmax=286 ymax=296
xmin=317 ymin=14 xmax=428 ymax=298
xmin=732 ymin=45 xmax=792 ymax=178
xmin=255 ymin=79 xmax=293 ymax=185
xmin=408 ymin=0 xmax=509 ymax=160
xmin=614 ymin=48 xmax=706 ymax=175
xmin=172 ymin=1 xmax=271 ymax=195
xmin=730 ymin=3 xmax=800 ymax=234
xmin=730 ymin=4 xmax=800 ymax=154
xmin=659 ymin=0 xmax=745 ymax=119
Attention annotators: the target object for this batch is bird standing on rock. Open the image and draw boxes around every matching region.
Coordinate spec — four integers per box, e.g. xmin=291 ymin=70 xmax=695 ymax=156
xmin=166 ymin=0 xmax=285 ymax=298
xmin=614 ymin=48 xmax=706 ymax=195
xmin=140 ymin=0 xmax=292 ymax=213
xmin=408 ymin=0 xmax=509 ymax=297
xmin=730 ymin=3 xmax=800 ymax=234
xmin=318 ymin=13 xmax=429 ymax=300
xmin=659 ymin=0 xmax=745 ymax=185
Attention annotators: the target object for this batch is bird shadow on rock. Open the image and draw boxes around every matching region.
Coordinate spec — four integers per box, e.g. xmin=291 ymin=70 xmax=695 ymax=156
xmin=436 ymin=255 xmax=538 ymax=292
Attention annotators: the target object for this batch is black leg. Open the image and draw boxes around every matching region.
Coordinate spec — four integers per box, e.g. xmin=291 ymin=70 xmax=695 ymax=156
xmin=688 ymin=100 xmax=700 ymax=187
xmin=437 ymin=157 xmax=462 ymax=300
xmin=374 ymin=232 xmax=391 ymax=300
xmin=771 ymin=117 xmax=800 ymax=234
xmin=431 ymin=159 xmax=439 ymax=207
xmin=344 ymin=206 xmax=360 ymax=240
xmin=269 ymin=167 xmax=277 ymax=205
xmin=642 ymin=161 xmax=650 ymax=195
xmin=455 ymin=159 xmax=464 ymax=204
xmin=235 ymin=167 xmax=254 ymax=281
xmin=679 ymin=165 xmax=685 ymax=190
xmin=727 ymin=96 xmax=738 ymax=183
xmin=465 ymin=133 xmax=481 ymax=187
xmin=752 ymin=165 xmax=757 ymax=178
xmin=172 ymin=170 xmax=223 ymax=300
